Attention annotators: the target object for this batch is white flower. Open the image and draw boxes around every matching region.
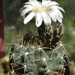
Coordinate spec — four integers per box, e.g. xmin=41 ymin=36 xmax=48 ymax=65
xmin=21 ymin=0 xmax=65 ymax=27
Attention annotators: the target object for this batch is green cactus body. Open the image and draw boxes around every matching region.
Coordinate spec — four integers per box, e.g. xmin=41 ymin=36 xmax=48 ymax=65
xmin=10 ymin=43 xmax=66 ymax=75
xmin=9 ymin=24 xmax=69 ymax=75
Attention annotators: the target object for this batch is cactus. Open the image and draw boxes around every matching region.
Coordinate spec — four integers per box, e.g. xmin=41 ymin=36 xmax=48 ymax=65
xmin=9 ymin=0 xmax=71 ymax=74
xmin=9 ymin=23 xmax=71 ymax=75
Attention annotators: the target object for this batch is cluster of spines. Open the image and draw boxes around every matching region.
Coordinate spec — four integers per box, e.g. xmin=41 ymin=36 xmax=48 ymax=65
xmin=9 ymin=41 xmax=66 ymax=75
xmin=9 ymin=23 xmax=70 ymax=75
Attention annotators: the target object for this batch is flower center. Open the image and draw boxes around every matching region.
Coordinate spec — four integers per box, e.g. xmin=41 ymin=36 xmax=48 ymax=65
xmin=35 ymin=7 xmax=48 ymax=12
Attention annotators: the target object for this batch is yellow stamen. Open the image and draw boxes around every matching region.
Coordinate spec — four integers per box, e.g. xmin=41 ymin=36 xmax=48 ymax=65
xmin=35 ymin=7 xmax=49 ymax=12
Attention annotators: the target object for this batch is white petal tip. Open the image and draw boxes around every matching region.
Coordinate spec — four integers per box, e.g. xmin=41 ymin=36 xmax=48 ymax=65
xmin=36 ymin=24 xmax=41 ymax=27
xmin=24 ymin=20 xmax=27 ymax=24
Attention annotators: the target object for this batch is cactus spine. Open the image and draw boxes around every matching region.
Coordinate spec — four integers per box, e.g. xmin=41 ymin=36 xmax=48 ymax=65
xmin=9 ymin=23 xmax=71 ymax=75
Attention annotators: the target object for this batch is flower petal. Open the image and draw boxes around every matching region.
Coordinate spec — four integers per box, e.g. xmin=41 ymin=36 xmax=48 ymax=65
xmin=25 ymin=1 xmax=41 ymax=7
xmin=55 ymin=9 xmax=63 ymax=18
xmin=36 ymin=12 xmax=42 ymax=27
xmin=51 ymin=6 xmax=65 ymax=12
xmin=23 ymin=5 xmax=34 ymax=8
xmin=24 ymin=12 xmax=35 ymax=24
xmin=49 ymin=6 xmax=64 ymax=23
xmin=48 ymin=1 xmax=59 ymax=6
xmin=53 ymin=11 xmax=62 ymax=23
xmin=48 ymin=11 xmax=57 ymax=22
xmin=42 ymin=0 xmax=51 ymax=7
xmin=21 ymin=7 xmax=34 ymax=16
xmin=51 ymin=6 xmax=63 ymax=18
xmin=57 ymin=6 xmax=65 ymax=12
xmin=21 ymin=9 xmax=26 ymax=16
xmin=41 ymin=11 xmax=51 ymax=25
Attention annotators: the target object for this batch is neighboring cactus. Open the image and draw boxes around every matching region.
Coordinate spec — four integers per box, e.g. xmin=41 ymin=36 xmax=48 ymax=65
xmin=9 ymin=24 xmax=70 ymax=75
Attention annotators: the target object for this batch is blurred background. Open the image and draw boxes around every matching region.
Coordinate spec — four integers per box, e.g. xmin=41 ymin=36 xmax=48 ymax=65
xmin=0 ymin=0 xmax=75 ymax=75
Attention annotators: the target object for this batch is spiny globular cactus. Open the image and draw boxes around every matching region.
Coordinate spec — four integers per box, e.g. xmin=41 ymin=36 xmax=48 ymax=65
xmin=9 ymin=24 xmax=71 ymax=75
